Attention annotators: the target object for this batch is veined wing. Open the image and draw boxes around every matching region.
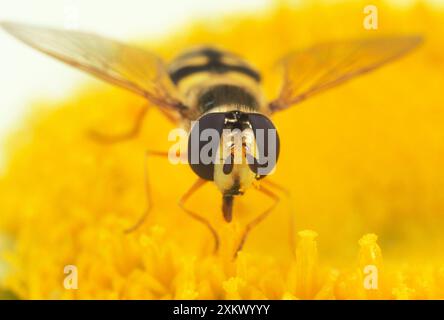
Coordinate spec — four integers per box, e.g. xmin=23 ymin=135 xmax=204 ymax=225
xmin=269 ymin=35 xmax=423 ymax=113
xmin=1 ymin=21 xmax=183 ymax=111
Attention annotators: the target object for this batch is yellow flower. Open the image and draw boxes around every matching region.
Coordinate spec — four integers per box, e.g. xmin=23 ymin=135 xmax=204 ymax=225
xmin=1 ymin=0 xmax=444 ymax=299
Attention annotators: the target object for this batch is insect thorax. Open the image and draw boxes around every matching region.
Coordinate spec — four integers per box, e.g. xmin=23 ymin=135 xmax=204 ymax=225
xmin=167 ymin=46 xmax=265 ymax=117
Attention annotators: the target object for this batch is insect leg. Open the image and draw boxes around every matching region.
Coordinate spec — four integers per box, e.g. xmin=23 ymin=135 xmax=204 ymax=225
xmin=90 ymin=103 xmax=150 ymax=144
xmin=89 ymin=100 xmax=181 ymax=144
xmin=262 ymin=180 xmax=296 ymax=255
xmin=234 ymin=185 xmax=280 ymax=257
xmin=262 ymin=179 xmax=290 ymax=196
xmin=178 ymin=179 xmax=220 ymax=254
xmin=124 ymin=150 xmax=169 ymax=233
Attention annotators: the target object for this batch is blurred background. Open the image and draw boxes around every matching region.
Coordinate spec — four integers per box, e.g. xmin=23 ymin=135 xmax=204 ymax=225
xmin=0 ymin=0 xmax=272 ymax=160
xmin=1 ymin=0 xmax=444 ymax=299
xmin=3 ymin=0 xmax=444 ymax=150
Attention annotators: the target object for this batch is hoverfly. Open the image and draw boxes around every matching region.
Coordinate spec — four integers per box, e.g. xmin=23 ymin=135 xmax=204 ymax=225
xmin=1 ymin=22 xmax=422 ymax=256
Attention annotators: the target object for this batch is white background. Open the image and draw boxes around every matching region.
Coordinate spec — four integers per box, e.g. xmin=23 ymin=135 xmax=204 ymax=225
xmin=0 ymin=0 xmax=271 ymax=150
xmin=1 ymin=0 xmax=442 ymax=153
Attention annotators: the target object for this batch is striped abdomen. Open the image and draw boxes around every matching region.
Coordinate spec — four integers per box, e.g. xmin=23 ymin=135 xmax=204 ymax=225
xmin=168 ymin=47 xmax=264 ymax=116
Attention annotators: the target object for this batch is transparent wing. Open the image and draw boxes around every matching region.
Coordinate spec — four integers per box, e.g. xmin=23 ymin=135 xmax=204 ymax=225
xmin=1 ymin=21 xmax=183 ymax=111
xmin=269 ymin=35 xmax=423 ymax=113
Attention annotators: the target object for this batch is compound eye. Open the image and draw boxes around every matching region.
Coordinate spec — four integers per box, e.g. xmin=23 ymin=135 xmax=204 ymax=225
xmin=187 ymin=113 xmax=226 ymax=180
xmin=247 ymin=114 xmax=280 ymax=178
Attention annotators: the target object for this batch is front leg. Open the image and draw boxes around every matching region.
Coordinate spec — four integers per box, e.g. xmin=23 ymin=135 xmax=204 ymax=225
xmin=178 ymin=179 xmax=220 ymax=254
xmin=234 ymin=185 xmax=280 ymax=257
xmin=124 ymin=150 xmax=170 ymax=233
xmin=262 ymin=179 xmax=296 ymax=255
